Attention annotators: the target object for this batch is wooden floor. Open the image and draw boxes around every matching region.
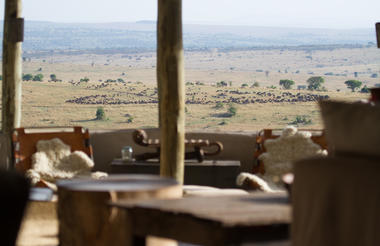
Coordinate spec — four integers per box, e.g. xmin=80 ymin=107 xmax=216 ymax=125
xmin=16 ymin=201 xmax=58 ymax=246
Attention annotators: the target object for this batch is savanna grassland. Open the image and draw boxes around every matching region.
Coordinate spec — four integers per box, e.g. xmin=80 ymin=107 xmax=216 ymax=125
xmin=15 ymin=45 xmax=379 ymax=131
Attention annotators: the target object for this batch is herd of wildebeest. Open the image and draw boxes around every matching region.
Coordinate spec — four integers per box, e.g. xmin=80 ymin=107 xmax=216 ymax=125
xmin=65 ymin=81 xmax=329 ymax=105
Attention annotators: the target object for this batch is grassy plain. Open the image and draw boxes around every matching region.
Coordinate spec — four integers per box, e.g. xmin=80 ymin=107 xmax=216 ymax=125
xmin=16 ymin=46 xmax=380 ymax=131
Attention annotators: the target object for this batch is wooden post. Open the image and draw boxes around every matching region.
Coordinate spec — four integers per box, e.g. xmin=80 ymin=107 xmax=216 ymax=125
xmin=157 ymin=0 xmax=185 ymax=184
xmin=376 ymin=23 xmax=380 ymax=48
xmin=2 ymin=0 xmax=23 ymax=169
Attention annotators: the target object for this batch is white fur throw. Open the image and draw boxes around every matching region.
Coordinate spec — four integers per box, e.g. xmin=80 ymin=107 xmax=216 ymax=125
xmin=237 ymin=126 xmax=327 ymax=192
xmin=26 ymin=138 xmax=107 ymax=189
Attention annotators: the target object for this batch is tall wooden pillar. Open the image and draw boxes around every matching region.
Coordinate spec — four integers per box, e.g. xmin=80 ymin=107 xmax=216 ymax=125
xmin=157 ymin=0 xmax=185 ymax=184
xmin=376 ymin=23 xmax=380 ymax=48
xmin=2 ymin=0 xmax=23 ymax=168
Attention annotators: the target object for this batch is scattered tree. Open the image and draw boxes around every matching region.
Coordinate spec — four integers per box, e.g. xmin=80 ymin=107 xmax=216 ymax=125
xmin=126 ymin=116 xmax=134 ymax=123
xmin=279 ymin=79 xmax=295 ymax=89
xmin=50 ymin=74 xmax=57 ymax=81
xmin=22 ymin=74 xmax=33 ymax=81
xmin=251 ymin=82 xmax=260 ymax=87
xmin=96 ymin=107 xmax=106 ymax=120
xmin=228 ymin=104 xmax=237 ymax=117
xmin=216 ymin=81 xmax=228 ymax=87
xmin=344 ymin=80 xmax=362 ymax=92
xmin=32 ymin=74 xmax=44 ymax=82
xmin=307 ymin=76 xmax=324 ymax=91
xmin=360 ymin=85 xmax=370 ymax=93
xmin=80 ymin=77 xmax=90 ymax=82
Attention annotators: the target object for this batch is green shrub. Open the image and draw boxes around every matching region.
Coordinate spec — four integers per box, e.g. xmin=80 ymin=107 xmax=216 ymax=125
xmin=290 ymin=115 xmax=312 ymax=125
xmin=214 ymin=102 xmax=224 ymax=109
xmin=216 ymin=81 xmax=228 ymax=87
xmin=23 ymin=74 xmax=33 ymax=81
xmin=219 ymin=120 xmax=228 ymax=125
xmin=80 ymin=77 xmax=90 ymax=82
xmin=96 ymin=107 xmax=106 ymax=120
xmin=228 ymin=104 xmax=237 ymax=117
xmin=32 ymin=74 xmax=44 ymax=82
xmin=252 ymin=82 xmax=260 ymax=87
xmin=126 ymin=116 xmax=134 ymax=123
xmin=50 ymin=74 xmax=57 ymax=81
xmin=360 ymin=85 xmax=370 ymax=93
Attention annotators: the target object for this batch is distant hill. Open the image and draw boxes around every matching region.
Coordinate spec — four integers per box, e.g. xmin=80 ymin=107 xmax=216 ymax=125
xmin=0 ymin=21 xmax=376 ymax=53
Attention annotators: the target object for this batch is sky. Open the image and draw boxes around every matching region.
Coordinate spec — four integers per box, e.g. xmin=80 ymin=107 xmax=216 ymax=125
xmin=0 ymin=0 xmax=379 ymax=29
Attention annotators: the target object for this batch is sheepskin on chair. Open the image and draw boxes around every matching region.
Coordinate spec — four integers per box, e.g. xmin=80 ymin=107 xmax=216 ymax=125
xmin=26 ymin=138 xmax=107 ymax=190
xmin=237 ymin=126 xmax=327 ymax=192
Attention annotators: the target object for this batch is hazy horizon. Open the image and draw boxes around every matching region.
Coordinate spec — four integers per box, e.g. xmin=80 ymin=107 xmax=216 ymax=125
xmin=7 ymin=19 xmax=376 ymax=31
xmin=0 ymin=0 xmax=379 ymax=29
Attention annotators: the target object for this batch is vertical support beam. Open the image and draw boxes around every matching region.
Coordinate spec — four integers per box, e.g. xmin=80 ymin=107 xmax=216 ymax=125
xmin=157 ymin=0 xmax=185 ymax=184
xmin=376 ymin=23 xmax=380 ymax=48
xmin=2 ymin=0 xmax=23 ymax=169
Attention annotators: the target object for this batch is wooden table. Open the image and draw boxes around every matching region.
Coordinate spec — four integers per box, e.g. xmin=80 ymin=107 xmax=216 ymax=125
xmin=57 ymin=175 xmax=182 ymax=246
xmin=110 ymin=159 xmax=241 ymax=188
xmin=113 ymin=192 xmax=291 ymax=246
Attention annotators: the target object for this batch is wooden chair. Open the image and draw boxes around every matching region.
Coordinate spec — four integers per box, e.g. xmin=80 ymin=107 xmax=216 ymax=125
xmin=253 ymin=128 xmax=327 ymax=174
xmin=12 ymin=126 xmax=93 ymax=175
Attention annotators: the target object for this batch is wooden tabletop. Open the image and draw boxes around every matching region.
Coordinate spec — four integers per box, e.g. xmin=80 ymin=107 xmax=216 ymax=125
xmin=111 ymin=159 xmax=240 ymax=166
xmin=56 ymin=174 xmax=179 ymax=192
xmin=113 ymin=192 xmax=291 ymax=245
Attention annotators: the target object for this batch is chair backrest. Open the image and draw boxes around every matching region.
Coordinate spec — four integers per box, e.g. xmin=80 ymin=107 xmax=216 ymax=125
xmin=253 ymin=128 xmax=327 ymax=174
xmin=12 ymin=126 xmax=93 ymax=172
